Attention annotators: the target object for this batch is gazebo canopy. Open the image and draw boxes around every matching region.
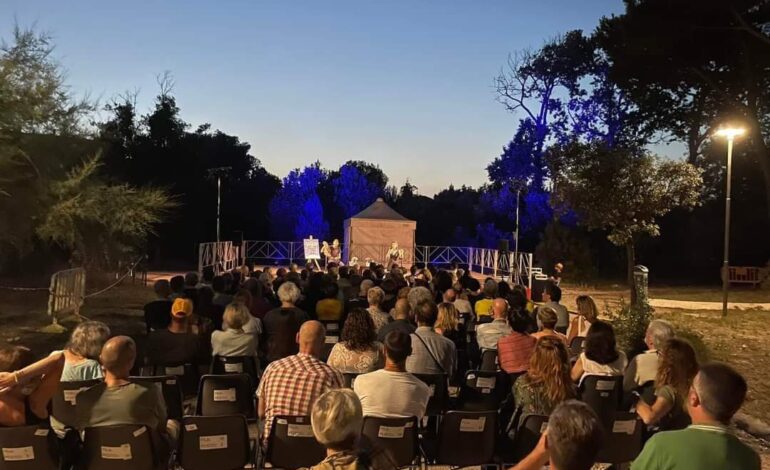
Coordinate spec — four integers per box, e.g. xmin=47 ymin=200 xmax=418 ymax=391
xmin=349 ymin=198 xmax=411 ymax=221
xmin=343 ymin=198 xmax=416 ymax=266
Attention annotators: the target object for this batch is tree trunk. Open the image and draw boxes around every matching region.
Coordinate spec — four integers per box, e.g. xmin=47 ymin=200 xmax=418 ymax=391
xmin=751 ymin=129 xmax=770 ymax=221
xmin=626 ymin=241 xmax=636 ymax=304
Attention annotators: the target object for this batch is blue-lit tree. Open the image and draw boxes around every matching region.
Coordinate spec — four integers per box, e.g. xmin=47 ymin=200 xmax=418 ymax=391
xmin=268 ymin=162 xmax=329 ymax=240
xmin=331 ymin=163 xmax=382 ymax=218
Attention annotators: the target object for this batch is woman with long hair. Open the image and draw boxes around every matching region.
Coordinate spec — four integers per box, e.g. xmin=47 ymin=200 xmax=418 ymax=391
xmin=567 ymin=295 xmax=599 ymax=343
xmin=327 ymin=308 xmax=384 ymax=374
xmin=635 ymin=338 xmax=698 ymax=429
xmin=434 ymin=302 xmax=465 ymax=349
xmin=513 ymin=337 xmax=576 ymax=415
xmin=571 ymin=321 xmax=627 ymax=382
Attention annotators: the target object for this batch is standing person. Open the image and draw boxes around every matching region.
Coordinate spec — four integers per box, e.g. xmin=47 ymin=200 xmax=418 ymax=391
xmin=571 ymin=321 xmax=627 ymax=383
xmin=624 ymin=320 xmax=675 ymax=392
xmin=406 ymin=301 xmax=455 ymax=376
xmin=631 ymin=363 xmax=760 ymax=470
xmin=541 ymin=282 xmax=569 ymax=334
xmin=0 ymin=347 xmax=64 ymax=426
xmin=476 ymin=298 xmax=513 ymax=350
xmin=262 ymin=281 xmax=310 ymax=364
xmin=567 ymin=295 xmax=599 ymax=343
xmin=327 ymin=309 xmax=384 ymax=374
xmin=512 ymin=337 xmax=576 ymax=416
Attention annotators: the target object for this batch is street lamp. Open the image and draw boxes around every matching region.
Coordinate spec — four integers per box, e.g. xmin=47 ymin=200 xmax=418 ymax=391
xmin=714 ymin=126 xmax=745 ymax=317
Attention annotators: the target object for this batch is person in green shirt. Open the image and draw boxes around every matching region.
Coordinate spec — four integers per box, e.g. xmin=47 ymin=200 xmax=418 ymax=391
xmin=632 ymin=362 xmax=760 ymax=470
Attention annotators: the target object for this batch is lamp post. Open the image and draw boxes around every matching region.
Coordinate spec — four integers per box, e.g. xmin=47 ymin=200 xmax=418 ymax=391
xmin=206 ymin=166 xmax=232 ymax=246
xmin=714 ymin=126 xmax=745 ymax=317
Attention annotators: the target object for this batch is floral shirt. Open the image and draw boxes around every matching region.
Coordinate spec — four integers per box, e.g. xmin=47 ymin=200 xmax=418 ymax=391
xmin=327 ymin=342 xmax=384 ymax=374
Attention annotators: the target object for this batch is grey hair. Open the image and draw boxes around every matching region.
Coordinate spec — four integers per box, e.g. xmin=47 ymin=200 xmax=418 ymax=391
xmin=311 ymin=389 xmax=363 ymax=448
xmin=647 ymin=319 xmax=675 ymax=350
xmin=367 ymin=286 xmax=385 ymax=306
xmin=359 ymin=279 xmax=374 ymax=297
xmin=223 ymin=303 xmax=251 ymax=330
xmin=407 ymin=286 xmax=433 ymax=312
xmin=66 ymin=321 xmax=111 ymax=360
xmin=277 ymin=281 xmax=301 ymax=304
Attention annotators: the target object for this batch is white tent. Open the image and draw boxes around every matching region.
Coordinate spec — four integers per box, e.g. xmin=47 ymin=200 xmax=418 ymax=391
xmin=343 ymin=198 xmax=416 ymax=267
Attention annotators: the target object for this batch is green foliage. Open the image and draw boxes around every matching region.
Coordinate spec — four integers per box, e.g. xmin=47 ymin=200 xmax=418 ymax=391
xmin=605 ymin=298 xmax=653 ymax=356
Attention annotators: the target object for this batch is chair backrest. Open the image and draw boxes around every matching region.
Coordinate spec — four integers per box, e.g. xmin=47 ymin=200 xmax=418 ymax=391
xmin=596 ymin=412 xmax=643 ymax=464
xmin=210 ymin=355 xmax=259 ymax=388
xmin=0 ymin=425 xmax=58 ymax=470
xmin=143 ymin=300 xmax=172 ymax=333
xmin=178 ymin=415 xmax=250 ymax=470
xmin=412 ymin=373 xmax=449 ymax=416
xmin=78 ymin=425 xmax=157 ymax=470
xmin=265 ymin=415 xmax=326 ymax=469
xmin=320 ymin=335 xmax=338 ymax=361
xmin=458 ymin=370 xmax=506 ymax=411
xmin=569 ymin=336 xmax=586 ymax=356
xmin=579 ymin=375 xmax=624 ymax=430
xmin=342 ymin=373 xmax=360 ymax=389
xmin=479 ymin=349 xmax=498 ymax=372
xmin=360 ymin=416 xmax=418 ymax=467
xmin=196 ymin=374 xmax=255 ymax=420
xmin=129 ymin=376 xmax=184 ymax=422
xmin=436 ymin=410 xmax=497 ymax=467
xmin=510 ymin=414 xmax=549 ymax=462
xmin=320 ymin=320 xmax=341 ymax=335
xmin=150 ymin=363 xmax=199 ymax=398
xmin=51 ymin=379 xmax=102 ymax=428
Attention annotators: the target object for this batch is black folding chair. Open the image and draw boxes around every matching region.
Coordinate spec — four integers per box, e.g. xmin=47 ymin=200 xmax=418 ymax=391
xmin=320 ymin=320 xmax=342 ymax=336
xmin=78 ymin=424 xmax=160 ymax=470
xmin=143 ymin=300 xmax=172 ymax=333
xmin=210 ymin=355 xmax=260 ymax=388
xmin=435 ymin=410 xmax=497 ymax=467
xmin=579 ymin=375 xmax=624 ymax=431
xmin=0 ymin=425 xmax=58 ymax=470
xmin=342 ymin=372 xmax=360 ymax=389
xmin=178 ymin=415 xmax=251 ymax=470
xmin=148 ymin=363 xmax=199 ymax=398
xmin=51 ymin=379 xmax=102 ymax=429
xmin=479 ymin=349 xmax=498 ymax=372
xmin=457 ymin=370 xmax=506 ymax=411
xmin=569 ymin=336 xmax=586 ymax=356
xmin=361 ymin=416 xmax=419 ymax=468
xmin=196 ymin=374 xmax=256 ymax=420
xmin=320 ymin=335 xmax=339 ymax=361
xmin=510 ymin=414 xmax=549 ymax=462
xmin=412 ymin=373 xmax=449 ymax=417
xmin=264 ymin=415 xmax=325 ymax=469
xmin=596 ymin=412 xmax=643 ymax=464
xmin=130 ymin=375 xmax=184 ymax=422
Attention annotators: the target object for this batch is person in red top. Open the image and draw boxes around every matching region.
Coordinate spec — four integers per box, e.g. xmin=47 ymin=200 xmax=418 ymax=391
xmin=497 ymin=308 xmax=537 ymax=375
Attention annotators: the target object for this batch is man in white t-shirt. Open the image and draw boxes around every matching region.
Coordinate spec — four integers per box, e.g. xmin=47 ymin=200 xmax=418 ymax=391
xmin=353 ymin=330 xmax=430 ymax=419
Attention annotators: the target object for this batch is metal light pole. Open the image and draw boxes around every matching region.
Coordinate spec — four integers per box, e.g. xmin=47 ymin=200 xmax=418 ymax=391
xmin=216 ymin=176 xmax=222 ymax=244
xmin=715 ymin=127 xmax=745 ymax=317
xmin=206 ymin=166 xmax=232 ymax=246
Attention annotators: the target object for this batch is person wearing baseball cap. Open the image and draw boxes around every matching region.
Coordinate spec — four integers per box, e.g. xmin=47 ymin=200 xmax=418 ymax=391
xmin=146 ymin=296 xmax=202 ymax=367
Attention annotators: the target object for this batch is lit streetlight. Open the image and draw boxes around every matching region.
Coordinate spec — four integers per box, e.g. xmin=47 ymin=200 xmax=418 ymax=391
xmin=714 ymin=126 xmax=745 ymax=317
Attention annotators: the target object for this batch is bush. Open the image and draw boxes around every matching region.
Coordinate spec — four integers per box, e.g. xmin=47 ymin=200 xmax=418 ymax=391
xmin=606 ymin=298 xmax=653 ymax=357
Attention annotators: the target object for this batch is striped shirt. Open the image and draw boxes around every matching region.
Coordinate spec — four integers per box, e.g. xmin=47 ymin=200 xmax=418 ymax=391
xmin=257 ymin=353 xmax=344 ymax=443
xmin=497 ymin=332 xmax=537 ymax=374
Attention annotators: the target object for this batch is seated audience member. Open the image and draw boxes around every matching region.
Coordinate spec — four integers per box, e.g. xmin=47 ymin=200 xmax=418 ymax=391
xmin=316 ymin=282 xmax=343 ymax=321
xmin=510 ymin=400 xmax=603 ymax=470
xmin=310 ymin=389 xmax=395 ymax=470
xmin=60 ymin=321 xmax=111 ymax=381
xmin=474 ymin=279 xmax=498 ymax=319
xmin=366 ymin=287 xmax=392 ymax=333
xmin=624 ymin=319 xmax=675 ymax=392
xmin=406 ymin=301 xmax=456 ymax=376
xmin=571 ymin=321 xmax=627 ymax=383
xmin=257 ymin=321 xmax=344 ymax=444
xmin=634 ymin=338 xmax=698 ymax=429
xmin=200 ymin=266 xmax=215 ymax=288
xmin=531 ymin=307 xmax=568 ymax=344
xmin=567 ymin=295 xmax=599 ymax=342
xmin=243 ymin=278 xmax=273 ymax=319
xmin=183 ymin=271 xmax=200 ymax=303
xmin=511 ymin=284 xmax=536 ymax=316
xmin=0 ymin=347 xmax=64 ymax=426
xmin=435 ymin=302 xmax=466 ymax=351
xmin=542 ymin=282 xmax=569 ymax=334
xmin=631 ymin=363 xmax=760 ymax=470
xmin=169 ymin=274 xmax=186 ymax=300
xmin=262 ymin=281 xmax=309 ymax=363
xmin=354 ymin=331 xmax=430 ymax=419
xmin=212 ymin=275 xmax=234 ymax=308
xmin=460 ymin=268 xmax=481 ymax=292
xmin=498 ymin=310 xmax=538 ymax=375
xmin=476 ymin=298 xmax=513 ymax=350
xmin=407 ymin=286 xmax=433 ymax=313
xmin=451 ymin=283 xmax=473 ymax=315
xmin=144 ymin=279 xmax=172 ymax=331
xmin=146 ymin=298 xmax=203 ymax=367
xmin=211 ymin=303 xmax=259 ymax=362
xmin=76 ymin=336 xmax=171 ymax=437
xmin=346 ymin=279 xmax=373 ymax=314
xmin=327 ymin=309 xmax=384 ymax=374
xmin=232 ymin=289 xmax=263 ymax=337
xmin=377 ymin=298 xmax=416 ymax=342
xmin=380 ymin=278 xmax=398 ymax=313
xmin=513 ymin=337 xmax=576 ymax=416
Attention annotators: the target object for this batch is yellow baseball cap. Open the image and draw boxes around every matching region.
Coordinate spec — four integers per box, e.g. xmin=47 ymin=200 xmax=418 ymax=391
xmin=171 ymin=298 xmax=194 ymax=318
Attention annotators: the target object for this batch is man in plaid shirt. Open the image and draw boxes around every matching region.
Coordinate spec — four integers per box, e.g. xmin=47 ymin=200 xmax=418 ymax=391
xmin=257 ymin=320 xmax=344 ymax=444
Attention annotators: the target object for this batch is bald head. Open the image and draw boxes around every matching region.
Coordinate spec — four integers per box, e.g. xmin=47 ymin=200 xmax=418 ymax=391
xmin=393 ymin=298 xmax=410 ymax=320
xmin=492 ymin=298 xmax=509 ymax=319
xmin=99 ymin=336 xmax=136 ymax=378
xmin=297 ymin=320 xmax=326 ymax=356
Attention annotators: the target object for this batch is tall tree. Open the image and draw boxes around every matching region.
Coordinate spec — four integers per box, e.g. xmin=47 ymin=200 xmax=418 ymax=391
xmin=268 ymin=163 xmax=329 ymax=240
xmin=331 ymin=163 xmax=382 ymax=218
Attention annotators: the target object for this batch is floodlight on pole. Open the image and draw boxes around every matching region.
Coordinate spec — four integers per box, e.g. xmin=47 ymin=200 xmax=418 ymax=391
xmin=714 ymin=125 xmax=745 ymax=317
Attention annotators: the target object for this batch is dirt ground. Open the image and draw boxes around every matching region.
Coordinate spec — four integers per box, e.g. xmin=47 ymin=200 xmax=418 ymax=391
xmin=1 ymin=280 xmax=769 ymax=465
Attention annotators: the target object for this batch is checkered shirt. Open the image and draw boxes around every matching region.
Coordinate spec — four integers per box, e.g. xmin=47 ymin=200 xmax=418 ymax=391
xmin=257 ymin=353 xmax=344 ymax=443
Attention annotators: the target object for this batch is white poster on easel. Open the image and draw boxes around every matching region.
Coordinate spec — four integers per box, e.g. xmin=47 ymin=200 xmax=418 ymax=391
xmin=304 ymin=238 xmax=321 ymax=260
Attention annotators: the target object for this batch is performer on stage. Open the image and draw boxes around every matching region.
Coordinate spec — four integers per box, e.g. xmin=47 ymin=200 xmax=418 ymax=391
xmin=386 ymin=241 xmax=404 ymax=267
xmin=329 ymin=239 xmax=342 ymax=264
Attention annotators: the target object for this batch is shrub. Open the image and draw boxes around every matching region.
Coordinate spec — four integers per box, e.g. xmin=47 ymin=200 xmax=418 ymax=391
xmin=606 ymin=298 xmax=653 ymax=357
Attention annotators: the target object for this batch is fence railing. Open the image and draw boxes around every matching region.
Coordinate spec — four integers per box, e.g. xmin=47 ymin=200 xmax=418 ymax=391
xmin=47 ymin=268 xmax=86 ymax=326
xmin=198 ymin=241 xmax=240 ymax=275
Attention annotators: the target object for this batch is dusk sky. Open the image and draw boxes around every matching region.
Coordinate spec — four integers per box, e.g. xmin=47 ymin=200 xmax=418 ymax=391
xmin=0 ymin=0 xmax=638 ymax=195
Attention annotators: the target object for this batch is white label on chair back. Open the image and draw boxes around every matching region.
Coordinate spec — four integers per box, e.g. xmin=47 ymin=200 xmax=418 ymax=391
xmin=224 ymin=362 xmax=243 ymax=373
xmin=596 ymin=380 xmax=615 ymax=391
xmin=612 ymin=420 xmax=636 ymax=435
xmin=34 ymin=429 xmax=49 ymax=437
xmin=213 ymin=388 xmax=237 ymax=402
xmin=185 ymin=424 xmax=198 ymax=431
xmin=378 ymin=426 xmax=405 ymax=439
xmin=459 ymin=417 xmax=486 ymax=432
xmin=63 ymin=387 xmax=88 ymax=405
xmin=165 ymin=379 xmax=177 ymax=385
xmin=2 ymin=446 xmax=34 ymax=461
xmin=199 ymin=435 xmax=228 ymax=450
xmin=287 ymin=424 xmax=314 ymax=438
xmin=325 ymin=336 xmax=339 ymax=344
xmin=101 ymin=444 xmax=132 ymax=460
xmin=476 ymin=376 xmax=496 ymax=389
xmin=132 ymin=427 xmax=146 ymax=437
xmin=165 ymin=366 xmax=185 ymax=376
xmin=428 ymin=384 xmax=436 ymax=397
xmin=326 ymin=323 xmax=340 ymax=331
